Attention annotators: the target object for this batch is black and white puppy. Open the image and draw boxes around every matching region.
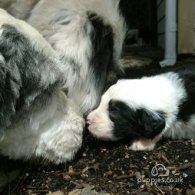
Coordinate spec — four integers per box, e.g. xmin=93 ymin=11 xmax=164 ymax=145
xmin=87 ymin=64 xmax=195 ymax=150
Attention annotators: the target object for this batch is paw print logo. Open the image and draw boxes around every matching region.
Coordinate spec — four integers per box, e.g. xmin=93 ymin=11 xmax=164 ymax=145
xmin=151 ymin=164 xmax=170 ymax=177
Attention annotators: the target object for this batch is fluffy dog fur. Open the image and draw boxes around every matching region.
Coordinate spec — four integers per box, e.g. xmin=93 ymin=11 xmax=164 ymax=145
xmin=0 ymin=9 xmax=84 ymax=164
xmin=0 ymin=0 xmax=126 ymax=163
xmin=87 ymin=64 xmax=195 ymax=151
xmin=0 ymin=0 xmax=126 ymax=114
xmin=27 ymin=0 xmax=126 ymax=114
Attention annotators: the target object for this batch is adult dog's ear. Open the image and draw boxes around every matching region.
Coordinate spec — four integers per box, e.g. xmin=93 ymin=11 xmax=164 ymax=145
xmin=136 ymin=109 xmax=166 ymax=139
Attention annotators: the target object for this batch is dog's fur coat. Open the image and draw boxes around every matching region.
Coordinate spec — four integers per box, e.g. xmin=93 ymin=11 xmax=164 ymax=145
xmin=27 ymin=0 xmax=126 ymax=114
xmin=0 ymin=0 xmax=126 ymax=163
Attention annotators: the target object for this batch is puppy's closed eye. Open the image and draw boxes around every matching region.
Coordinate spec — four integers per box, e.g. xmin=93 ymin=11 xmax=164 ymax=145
xmin=108 ymin=100 xmax=166 ymax=140
xmin=108 ymin=100 xmax=134 ymax=120
xmin=109 ymin=103 xmax=121 ymax=118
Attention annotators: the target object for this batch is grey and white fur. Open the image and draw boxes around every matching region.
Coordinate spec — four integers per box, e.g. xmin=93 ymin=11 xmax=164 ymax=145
xmin=27 ymin=0 xmax=126 ymax=114
xmin=87 ymin=64 xmax=195 ymax=151
xmin=0 ymin=0 xmax=126 ymax=163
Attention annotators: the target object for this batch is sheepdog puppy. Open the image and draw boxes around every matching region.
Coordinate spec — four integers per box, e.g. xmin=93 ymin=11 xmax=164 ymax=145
xmin=87 ymin=64 xmax=195 ymax=151
xmin=0 ymin=0 xmax=126 ymax=163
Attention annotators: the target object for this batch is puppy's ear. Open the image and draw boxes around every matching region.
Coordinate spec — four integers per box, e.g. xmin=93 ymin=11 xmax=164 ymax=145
xmin=137 ymin=109 xmax=165 ymax=139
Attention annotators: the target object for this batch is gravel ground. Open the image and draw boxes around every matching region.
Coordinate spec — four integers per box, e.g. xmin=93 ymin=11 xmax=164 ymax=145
xmin=1 ymin=51 xmax=195 ymax=195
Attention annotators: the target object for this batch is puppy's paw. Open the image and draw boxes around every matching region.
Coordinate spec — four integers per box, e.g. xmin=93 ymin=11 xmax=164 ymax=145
xmin=129 ymin=139 xmax=156 ymax=151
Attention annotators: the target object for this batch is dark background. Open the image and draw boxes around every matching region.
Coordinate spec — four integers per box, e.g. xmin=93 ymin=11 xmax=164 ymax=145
xmin=120 ymin=0 xmax=158 ymax=46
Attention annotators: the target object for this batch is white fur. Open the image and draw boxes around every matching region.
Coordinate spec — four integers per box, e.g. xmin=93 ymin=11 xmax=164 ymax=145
xmin=87 ymin=111 xmax=115 ymax=140
xmin=164 ymin=114 xmax=195 ymax=139
xmin=129 ymin=136 xmax=161 ymax=151
xmin=0 ymin=89 xmax=84 ymax=164
xmin=28 ymin=0 xmax=125 ymax=65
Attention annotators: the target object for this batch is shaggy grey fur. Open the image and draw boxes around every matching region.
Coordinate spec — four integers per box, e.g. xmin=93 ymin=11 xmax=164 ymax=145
xmin=0 ymin=25 xmax=63 ymax=130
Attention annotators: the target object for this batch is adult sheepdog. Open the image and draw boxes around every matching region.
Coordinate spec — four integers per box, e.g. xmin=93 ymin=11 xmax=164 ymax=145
xmin=0 ymin=0 xmax=126 ymax=164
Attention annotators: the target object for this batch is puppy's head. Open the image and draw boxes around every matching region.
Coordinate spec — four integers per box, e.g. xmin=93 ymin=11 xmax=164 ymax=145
xmin=87 ymin=79 xmax=166 ymax=142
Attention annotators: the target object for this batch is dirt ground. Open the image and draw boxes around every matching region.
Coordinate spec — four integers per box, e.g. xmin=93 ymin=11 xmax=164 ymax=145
xmin=1 ymin=48 xmax=195 ymax=195
xmin=1 ymin=135 xmax=195 ymax=195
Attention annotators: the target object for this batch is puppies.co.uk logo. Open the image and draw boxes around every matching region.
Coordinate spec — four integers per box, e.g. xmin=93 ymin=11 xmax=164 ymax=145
xmin=151 ymin=164 xmax=170 ymax=177
xmin=137 ymin=164 xmax=183 ymax=184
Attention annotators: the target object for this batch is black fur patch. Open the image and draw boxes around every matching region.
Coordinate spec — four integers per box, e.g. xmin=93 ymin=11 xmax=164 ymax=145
xmin=88 ymin=13 xmax=114 ymax=93
xmin=108 ymin=100 xmax=165 ymax=140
